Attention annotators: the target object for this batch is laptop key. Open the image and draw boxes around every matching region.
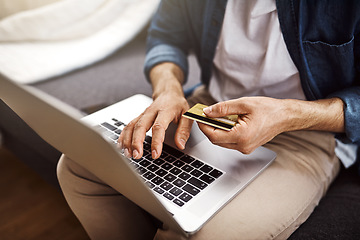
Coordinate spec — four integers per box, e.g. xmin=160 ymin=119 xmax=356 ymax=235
xmin=144 ymin=154 xmax=155 ymax=161
xmin=108 ymin=133 xmax=118 ymax=141
xmin=160 ymin=151 xmax=168 ymax=159
xmin=190 ymin=169 xmax=203 ymax=177
xmin=162 ymin=163 xmax=173 ymax=171
xmin=139 ymin=159 xmax=151 ymax=167
xmin=101 ymin=122 xmax=117 ymax=131
xmin=165 ymin=155 xmax=177 ymax=163
xmin=164 ymin=192 xmax=175 ymax=201
xmin=143 ymin=149 xmax=150 ymax=157
xmin=173 ymin=199 xmax=185 ymax=207
xmin=114 ymin=121 xmax=124 ymax=126
xmin=143 ymin=172 xmax=156 ymax=181
xmin=160 ymin=182 xmax=173 ymax=191
xmin=147 ymin=164 xmax=159 ymax=172
xmin=181 ymin=165 xmax=194 ymax=173
xmin=183 ymin=184 xmax=200 ymax=196
xmin=155 ymin=169 xmax=167 ymax=177
xmin=152 ymin=177 xmax=164 ymax=185
xmin=162 ymin=144 xmax=184 ymax=158
xmin=173 ymin=179 xmax=186 ymax=187
xmin=209 ymin=169 xmax=223 ymax=178
xmin=179 ymin=192 xmax=193 ymax=202
xmin=146 ymin=181 xmax=155 ymax=189
xmin=145 ymin=135 xmax=152 ymax=143
xmin=170 ymin=167 xmax=182 ymax=175
xmin=136 ymin=166 xmax=147 ymax=174
xmin=173 ymin=160 xmax=185 ymax=168
xmin=200 ymin=164 xmax=213 ymax=173
xmin=188 ymin=177 xmax=208 ymax=190
xmin=143 ymin=142 xmax=151 ymax=151
xmin=169 ymin=187 xmax=183 ymax=196
xmin=180 ymin=155 xmax=195 ymax=164
xmin=178 ymin=172 xmax=191 ymax=181
xmin=200 ymin=174 xmax=216 ymax=184
xmin=131 ymin=157 xmax=142 ymax=163
xmin=191 ymin=160 xmax=204 ymax=169
xmin=154 ymin=159 xmax=165 ymax=166
xmin=131 ymin=162 xmax=139 ymax=169
xmin=153 ymin=187 xmax=165 ymax=194
xmin=164 ymin=173 xmax=176 ymax=182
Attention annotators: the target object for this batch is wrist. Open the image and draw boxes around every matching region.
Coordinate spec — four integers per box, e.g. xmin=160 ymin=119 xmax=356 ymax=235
xmin=150 ymin=62 xmax=185 ymax=100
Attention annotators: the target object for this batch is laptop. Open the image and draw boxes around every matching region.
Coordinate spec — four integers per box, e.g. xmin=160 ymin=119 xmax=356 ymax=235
xmin=0 ymin=74 xmax=276 ymax=237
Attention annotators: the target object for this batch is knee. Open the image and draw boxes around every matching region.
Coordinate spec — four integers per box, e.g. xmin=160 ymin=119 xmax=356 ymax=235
xmin=57 ymin=154 xmax=84 ymax=195
xmin=56 ymin=154 xmax=72 ymax=192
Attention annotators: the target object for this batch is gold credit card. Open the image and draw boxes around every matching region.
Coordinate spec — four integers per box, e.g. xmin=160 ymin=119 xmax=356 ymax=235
xmin=182 ymin=103 xmax=237 ymax=131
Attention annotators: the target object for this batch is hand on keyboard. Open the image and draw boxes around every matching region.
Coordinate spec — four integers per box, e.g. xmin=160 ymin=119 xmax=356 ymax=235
xmin=118 ymin=91 xmax=193 ymax=160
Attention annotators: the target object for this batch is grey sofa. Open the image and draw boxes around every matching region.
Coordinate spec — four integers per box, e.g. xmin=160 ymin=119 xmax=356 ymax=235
xmin=1 ymin=30 xmax=359 ymax=239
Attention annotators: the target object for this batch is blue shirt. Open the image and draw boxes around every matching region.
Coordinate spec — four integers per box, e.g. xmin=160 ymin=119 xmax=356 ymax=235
xmin=144 ymin=0 xmax=360 ymax=167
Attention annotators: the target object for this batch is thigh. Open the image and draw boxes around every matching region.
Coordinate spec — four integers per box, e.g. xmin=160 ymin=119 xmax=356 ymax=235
xmin=57 ymin=155 xmax=159 ymax=240
xmin=155 ymin=131 xmax=340 ymax=240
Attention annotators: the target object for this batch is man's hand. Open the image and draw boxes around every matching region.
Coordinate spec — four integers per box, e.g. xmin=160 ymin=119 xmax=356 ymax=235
xmin=198 ymin=97 xmax=344 ymax=154
xmin=118 ymin=62 xmax=193 ymax=159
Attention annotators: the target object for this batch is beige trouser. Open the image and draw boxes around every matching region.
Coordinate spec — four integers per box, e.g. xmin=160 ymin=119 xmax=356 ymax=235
xmin=57 ymin=86 xmax=340 ymax=240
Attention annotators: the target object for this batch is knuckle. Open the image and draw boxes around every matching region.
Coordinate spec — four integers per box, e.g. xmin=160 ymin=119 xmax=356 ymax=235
xmin=179 ymin=130 xmax=190 ymax=139
xmin=152 ymin=122 xmax=165 ymax=132
xmin=133 ymin=122 xmax=145 ymax=132
xmin=126 ymin=119 xmax=136 ymax=128
xmin=218 ymin=103 xmax=229 ymax=115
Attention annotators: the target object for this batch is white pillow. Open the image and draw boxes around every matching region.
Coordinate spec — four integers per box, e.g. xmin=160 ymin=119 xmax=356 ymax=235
xmin=0 ymin=0 xmax=160 ymax=84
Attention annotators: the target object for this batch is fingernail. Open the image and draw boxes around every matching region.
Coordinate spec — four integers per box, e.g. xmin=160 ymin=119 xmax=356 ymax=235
xmin=117 ymin=142 xmax=123 ymax=149
xmin=124 ymin=148 xmax=131 ymax=158
xmin=179 ymin=138 xmax=186 ymax=149
xmin=152 ymin=149 xmax=158 ymax=159
xmin=203 ymin=107 xmax=211 ymax=115
xmin=133 ymin=149 xmax=139 ymax=159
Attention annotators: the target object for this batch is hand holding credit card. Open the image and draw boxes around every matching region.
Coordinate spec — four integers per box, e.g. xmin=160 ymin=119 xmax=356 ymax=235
xmin=182 ymin=103 xmax=238 ymax=131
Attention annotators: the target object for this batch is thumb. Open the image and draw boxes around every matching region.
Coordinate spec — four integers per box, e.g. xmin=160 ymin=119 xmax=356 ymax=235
xmin=203 ymin=101 xmax=239 ymax=118
xmin=175 ymin=117 xmax=193 ymax=150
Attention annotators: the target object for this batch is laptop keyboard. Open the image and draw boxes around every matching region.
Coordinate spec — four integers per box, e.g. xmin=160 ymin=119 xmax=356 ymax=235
xmin=98 ymin=118 xmax=224 ymax=208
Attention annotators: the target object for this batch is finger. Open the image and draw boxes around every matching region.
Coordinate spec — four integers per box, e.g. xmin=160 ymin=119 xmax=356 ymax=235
xmin=203 ymin=99 xmax=245 ymax=118
xmin=130 ymin=111 xmax=158 ymax=159
xmin=197 ymin=123 xmax=255 ymax=154
xmin=118 ymin=108 xmax=157 ymax=158
xmin=118 ymin=117 xmax=140 ymax=158
xmin=151 ymin=112 xmax=175 ymax=159
xmin=175 ymin=116 xmax=193 ymax=150
xmin=197 ymin=122 xmax=236 ymax=144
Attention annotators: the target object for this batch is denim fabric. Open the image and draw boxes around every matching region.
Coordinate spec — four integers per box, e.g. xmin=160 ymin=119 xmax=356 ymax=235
xmin=276 ymin=0 xmax=360 ymax=147
xmin=144 ymin=0 xmax=226 ymax=83
xmin=144 ymin=0 xmax=360 ymax=157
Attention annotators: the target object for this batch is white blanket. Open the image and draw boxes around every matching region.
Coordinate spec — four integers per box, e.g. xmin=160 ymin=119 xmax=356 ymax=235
xmin=0 ymin=0 xmax=159 ymax=84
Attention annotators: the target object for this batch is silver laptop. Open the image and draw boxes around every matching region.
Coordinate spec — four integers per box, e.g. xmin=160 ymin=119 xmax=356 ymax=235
xmin=0 ymin=74 xmax=276 ymax=237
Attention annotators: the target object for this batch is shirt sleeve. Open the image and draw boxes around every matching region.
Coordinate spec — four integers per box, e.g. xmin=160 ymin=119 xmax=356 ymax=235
xmin=329 ymin=87 xmax=360 ymax=145
xmin=330 ymin=30 xmax=360 ymax=145
xmin=143 ymin=0 xmax=191 ymax=83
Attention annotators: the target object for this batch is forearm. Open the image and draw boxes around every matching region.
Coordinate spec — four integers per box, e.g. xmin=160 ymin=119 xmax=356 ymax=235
xmin=283 ymin=98 xmax=345 ymax=133
xmin=150 ymin=62 xmax=185 ymax=100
